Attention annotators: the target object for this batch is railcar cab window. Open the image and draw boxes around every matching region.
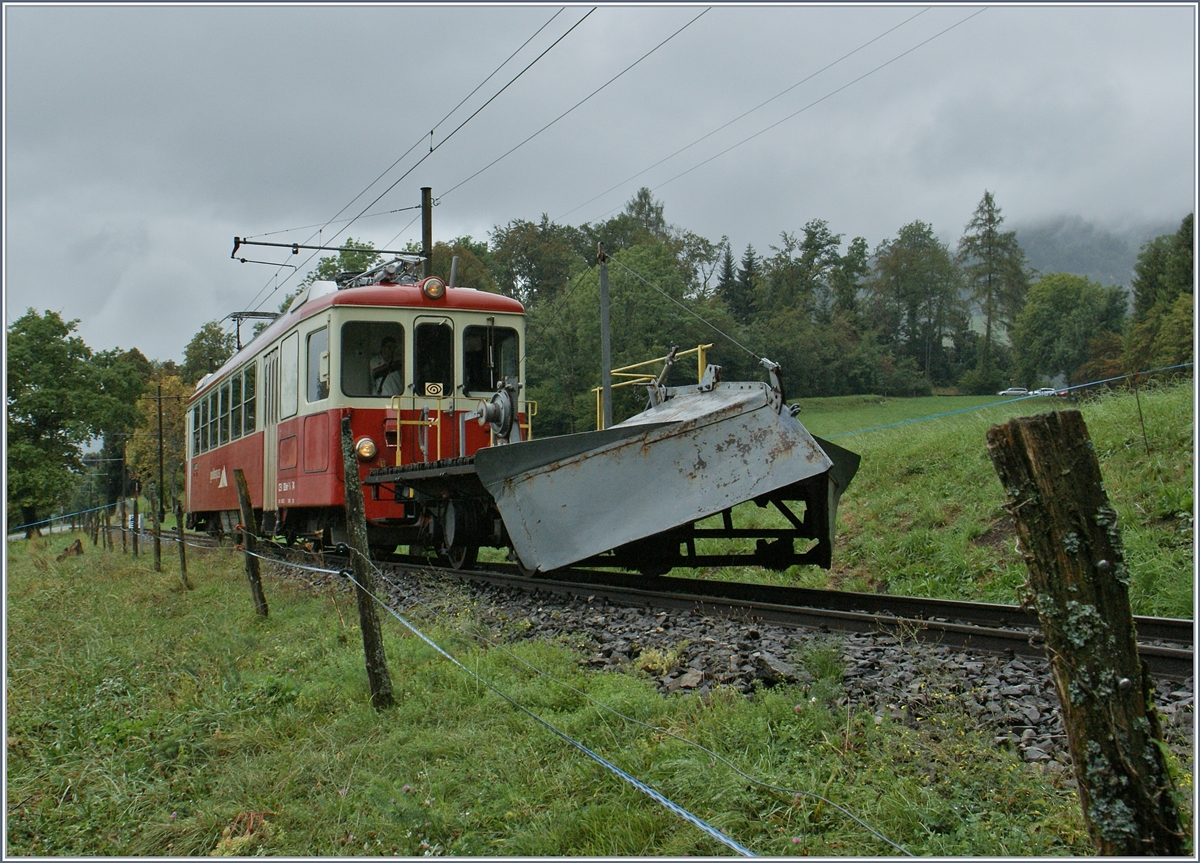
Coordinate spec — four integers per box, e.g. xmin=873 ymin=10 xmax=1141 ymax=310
xmin=307 ymin=327 xmax=330 ymax=402
xmin=414 ymin=319 xmax=453 ymax=398
xmin=341 ymin=321 xmax=405 ymax=397
xmin=463 ymin=325 xmax=519 ymax=394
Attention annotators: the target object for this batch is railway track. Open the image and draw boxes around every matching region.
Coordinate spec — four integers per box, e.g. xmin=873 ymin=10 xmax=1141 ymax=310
xmin=367 ymin=558 xmax=1194 ymax=680
xmin=154 ymin=532 xmax=1192 ymax=680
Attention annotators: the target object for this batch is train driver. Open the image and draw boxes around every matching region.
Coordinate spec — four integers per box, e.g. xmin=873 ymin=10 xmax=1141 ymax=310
xmin=370 ymin=336 xmax=404 ymax=396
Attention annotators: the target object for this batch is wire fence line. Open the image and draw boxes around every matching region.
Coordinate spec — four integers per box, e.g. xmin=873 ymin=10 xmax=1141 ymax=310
xmin=10 ymin=360 xmax=1190 ymax=536
xmin=825 ymin=361 xmax=1194 ymax=441
xmin=231 ymin=541 xmax=911 ymax=855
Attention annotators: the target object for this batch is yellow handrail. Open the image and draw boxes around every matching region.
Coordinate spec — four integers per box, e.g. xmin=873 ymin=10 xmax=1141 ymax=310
xmin=390 ymin=395 xmax=443 ymax=466
xmin=592 ymin=344 xmax=712 ymax=430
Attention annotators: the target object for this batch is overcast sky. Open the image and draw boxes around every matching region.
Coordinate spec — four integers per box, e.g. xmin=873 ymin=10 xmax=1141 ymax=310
xmin=4 ymin=3 xmax=1196 ymax=363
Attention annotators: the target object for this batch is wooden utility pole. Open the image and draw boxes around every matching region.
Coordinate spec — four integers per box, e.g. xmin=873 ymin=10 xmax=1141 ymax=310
xmin=151 ymin=483 xmax=162 ymax=572
xmin=175 ymin=501 xmax=191 ymax=591
xmin=233 ymin=468 xmax=268 ymax=617
xmin=132 ymin=483 xmax=140 ymax=558
xmin=340 ymin=415 xmax=394 ymax=709
xmin=986 ymin=410 xmax=1183 ymax=855
xmin=598 ymin=243 xmax=613 ymax=430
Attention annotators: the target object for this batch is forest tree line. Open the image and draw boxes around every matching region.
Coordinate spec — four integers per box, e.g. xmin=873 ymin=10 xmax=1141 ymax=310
xmin=6 ymin=190 xmax=1192 ymax=529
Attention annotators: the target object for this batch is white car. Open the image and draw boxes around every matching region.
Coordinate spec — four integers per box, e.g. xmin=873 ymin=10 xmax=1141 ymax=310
xmin=1033 ymin=387 xmax=1057 ymax=397
xmin=997 ymin=387 xmax=1029 ymax=396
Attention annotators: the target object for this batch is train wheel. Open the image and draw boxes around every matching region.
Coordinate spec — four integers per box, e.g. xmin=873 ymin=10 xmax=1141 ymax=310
xmin=444 ymin=545 xmax=478 ymax=571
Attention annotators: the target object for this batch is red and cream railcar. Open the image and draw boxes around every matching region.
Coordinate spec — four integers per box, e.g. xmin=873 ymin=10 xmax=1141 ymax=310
xmin=185 ymin=272 xmax=527 ymax=555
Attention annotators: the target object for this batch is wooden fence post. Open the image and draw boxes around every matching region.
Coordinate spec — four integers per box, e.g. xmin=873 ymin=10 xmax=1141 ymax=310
xmin=233 ymin=468 xmax=268 ymax=617
xmin=176 ymin=501 xmax=192 ymax=590
xmin=986 ymin=409 xmax=1183 ymax=855
xmin=120 ymin=499 xmax=128 ymax=554
xmin=340 ymin=415 xmax=394 ymax=709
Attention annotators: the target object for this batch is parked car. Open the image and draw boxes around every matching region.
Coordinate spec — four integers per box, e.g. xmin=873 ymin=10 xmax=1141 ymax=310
xmin=997 ymin=387 xmax=1029 ymax=396
xmin=1033 ymin=387 xmax=1057 ymax=397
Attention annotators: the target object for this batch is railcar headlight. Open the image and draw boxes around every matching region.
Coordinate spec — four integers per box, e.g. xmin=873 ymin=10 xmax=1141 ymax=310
xmin=422 ymin=277 xmax=446 ymax=300
xmin=354 ymin=437 xmax=378 ymax=461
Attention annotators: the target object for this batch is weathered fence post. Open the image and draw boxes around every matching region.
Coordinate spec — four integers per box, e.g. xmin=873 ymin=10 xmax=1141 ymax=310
xmin=233 ymin=468 xmax=268 ymax=617
xmin=175 ymin=501 xmax=192 ymax=591
xmin=120 ymin=499 xmax=128 ymax=554
xmin=986 ymin=410 xmax=1183 ymax=855
xmin=340 ymin=415 xmax=394 ymax=709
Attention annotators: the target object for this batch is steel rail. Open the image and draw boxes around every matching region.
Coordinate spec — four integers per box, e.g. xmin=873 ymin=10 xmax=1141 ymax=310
xmin=366 ymin=559 xmax=1194 ymax=680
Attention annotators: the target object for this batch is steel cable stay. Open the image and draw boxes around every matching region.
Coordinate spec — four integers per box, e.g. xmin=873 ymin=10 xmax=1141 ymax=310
xmin=240 ymin=204 xmax=425 ymax=241
xmin=238 ymin=7 xmax=586 ymax=318
xmin=554 ymin=6 xmax=932 ymax=224
xmin=607 ymin=256 xmax=763 ymax=362
xmin=438 ymin=7 xmax=710 ymax=204
xmin=587 ymin=7 xmax=989 ymax=226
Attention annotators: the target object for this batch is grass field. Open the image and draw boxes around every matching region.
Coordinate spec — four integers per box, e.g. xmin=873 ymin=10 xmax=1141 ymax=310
xmin=6 ymin=378 xmax=1192 ymax=855
xmin=679 ymin=380 xmax=1194 ymax=620
xmin=7 ymin=535 xmax=1136 ymax=856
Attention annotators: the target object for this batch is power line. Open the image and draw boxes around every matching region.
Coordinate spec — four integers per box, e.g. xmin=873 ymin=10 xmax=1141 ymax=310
xmin=636 ymin=8 xmax=989 ymax=205
xmin=440 ymin=7 xmax=710 ymax=201
xmin=239 ymin=7 xmax=585 ymax=316
xmin=555 ymin=6 xmax=931 ymax=223
xmin=246 ymin=8 xmax=595 ymax=317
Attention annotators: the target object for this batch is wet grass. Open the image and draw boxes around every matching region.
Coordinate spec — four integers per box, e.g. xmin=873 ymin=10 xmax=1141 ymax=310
xmin=6 ymin=536 xmax=1109 ymax=856
xmin=676 ymin=379 xmax=1194 ymax=619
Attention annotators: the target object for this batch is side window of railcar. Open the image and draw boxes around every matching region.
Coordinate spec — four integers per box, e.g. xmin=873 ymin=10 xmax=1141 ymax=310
xmin=463 ymin=325 xmax=519 ymax=394
xmin=192 ymin=405 xmax=202 ymax=454
xmin=243 ymin=363 xmax=256 ymax=431
xmin=340 ymin=321 xmax=405 ymax=398
xmin=414 ymin=319 xmax=453 ymax=398
xmin=307 ymin=327 xmax=330 ymax=402
xmin=205 ymin=393 xmax=216 ymax=450
xmin=219 ymin=383 xmax=231 ymax=445
xmin=230 ymin=371 xmax=243 ymax=441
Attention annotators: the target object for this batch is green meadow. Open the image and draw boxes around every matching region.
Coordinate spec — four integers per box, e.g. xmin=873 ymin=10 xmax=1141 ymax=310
xmin=682 ymin=379 xmax=1194 ymax=620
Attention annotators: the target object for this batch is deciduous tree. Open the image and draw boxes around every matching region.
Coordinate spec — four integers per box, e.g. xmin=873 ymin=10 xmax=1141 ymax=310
xmin=181 ymin=321 xmax=237 ymax=386
xmin=1011 ymin=273 xmax=1126 ymax=384
xmin=6 ymin=310 xmax=128 ymax=534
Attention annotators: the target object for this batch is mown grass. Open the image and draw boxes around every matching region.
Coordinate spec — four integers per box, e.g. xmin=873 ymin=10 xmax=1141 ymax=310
xmin=7 ymin=536 xmax=1110 ymax=856
xmin=679 ymin=380 xmax=1194 ymax=619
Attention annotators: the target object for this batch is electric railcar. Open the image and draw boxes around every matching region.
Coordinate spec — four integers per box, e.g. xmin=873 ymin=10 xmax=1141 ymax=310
xmin=185 ymin=262 xmax=528 ymax=562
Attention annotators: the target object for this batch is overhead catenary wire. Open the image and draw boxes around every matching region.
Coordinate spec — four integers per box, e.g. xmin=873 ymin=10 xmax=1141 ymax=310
xmin=256 ymin=9 xmax=596 ymax=304
xmin=239 ymin=7 xmax=587 ymax=317
xmin=439 ymin=7 xmax=710 ymax=202
xmin=608 ymin=256 xmax=763 ymax=361
xmin=555 ymin=6 xmax=931 ymax=223
xmin=636 ymin=7 xmax=989 ymax=205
